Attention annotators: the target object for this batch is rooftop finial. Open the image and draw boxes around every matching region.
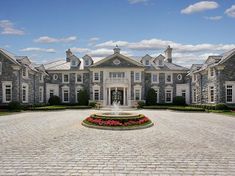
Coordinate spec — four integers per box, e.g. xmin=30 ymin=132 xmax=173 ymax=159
xmin=113 ymin=45 xmax=120 ymax=54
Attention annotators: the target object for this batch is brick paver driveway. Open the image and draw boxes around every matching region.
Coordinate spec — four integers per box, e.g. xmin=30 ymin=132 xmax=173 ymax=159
xmin=0 ymin=109 xmax=235 ymax=176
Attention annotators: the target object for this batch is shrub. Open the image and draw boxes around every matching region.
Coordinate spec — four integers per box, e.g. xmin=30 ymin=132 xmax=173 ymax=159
xmin=215 ymin=103 xmax=229 ymax=110
xmin=173 ymin=96 xmax=186 ymax=106
xmin=8 ymin=101 xmax=22 ymax=111
xmin=146 ymin=88 xmax=157 ymax=105
xmin=168 ymin=106 xmax=205 ymax=112
xmin=77 ymin=90 xmax=89 ymax=106
xmin=48 ymin=95 xmax=61 ymax=105
xmin=89 ymin=101 xmax=96 ymax=108
xmin=137 ymin=101 xmax=145 ymax=109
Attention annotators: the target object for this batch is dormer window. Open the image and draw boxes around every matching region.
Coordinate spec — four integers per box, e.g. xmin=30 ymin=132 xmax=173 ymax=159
xmin=71 ymin=60 xmax=77 ymax=67
xmin=209 ymin=68 xmax=215 ymax=77
xmin=145 ymin=60 xmax=150 ymax=66
xmin=158 ymin=59 xmax=163 ymax=66
xmin=39 ymin=74 xmax=44 ymax=83
xmin=85 ymin=60 xmax=89 ymax=66
xmin=22 ymin=67 xmax=28 ymax=78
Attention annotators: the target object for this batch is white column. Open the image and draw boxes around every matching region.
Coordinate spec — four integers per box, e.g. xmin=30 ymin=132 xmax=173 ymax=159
xmin=108 ymin=87 xmax=111 ymax=105
xmin=123 ymin=87 xmax=126 ymax=106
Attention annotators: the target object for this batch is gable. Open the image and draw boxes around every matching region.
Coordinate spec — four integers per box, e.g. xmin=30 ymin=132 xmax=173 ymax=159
xmin=92 ymin=54 xmax=144 ymax=68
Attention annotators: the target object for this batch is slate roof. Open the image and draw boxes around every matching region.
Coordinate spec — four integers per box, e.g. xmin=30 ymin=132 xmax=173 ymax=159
xmin=44 ymin=59 xmax=84 ymax=71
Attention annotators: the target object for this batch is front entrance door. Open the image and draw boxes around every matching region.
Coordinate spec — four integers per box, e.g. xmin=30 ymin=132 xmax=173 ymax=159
xmin=111 ymin=90 xmax=123 ymax=105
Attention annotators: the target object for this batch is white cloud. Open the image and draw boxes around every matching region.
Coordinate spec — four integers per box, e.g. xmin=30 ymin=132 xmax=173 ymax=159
xmin=34 ymin=36 xmax=77 ymax=43
xmin=225 ymin=5 xmax=235 ymax=18
xmin=204 ymin=16 xmax=222 ymax=20
xmin=181 ymin=1 xmax=219 ymax=14
xmin=96 ymin=40 xmax=129 ymax=48
xmin=0 ymin=20 xmax=25 ymax=35
xmin=71 ymin=47 xmax=132 ymax=58
xmin=128 ymin=0 xmax=149 ymax=4
xmin=88 ymin=37 xmax=100 ymax=46
xmin=20 ymin=47 xmax=56 ymax=53
xmin=95 ymin=38 xmax=235 ymax=53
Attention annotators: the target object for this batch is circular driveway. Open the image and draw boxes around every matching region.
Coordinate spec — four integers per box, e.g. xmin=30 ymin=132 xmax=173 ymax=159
xmin=0 ymin=109 xmax=235 ymax=175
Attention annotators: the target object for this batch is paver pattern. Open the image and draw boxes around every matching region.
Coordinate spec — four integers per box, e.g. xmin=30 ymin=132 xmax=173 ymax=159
xmin=0 ymin=109 xmax=235 ymax=175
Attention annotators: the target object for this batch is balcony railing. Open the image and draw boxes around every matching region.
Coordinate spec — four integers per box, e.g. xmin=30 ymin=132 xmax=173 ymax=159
xmin=105 ymin=78 xmax=129 ymax=84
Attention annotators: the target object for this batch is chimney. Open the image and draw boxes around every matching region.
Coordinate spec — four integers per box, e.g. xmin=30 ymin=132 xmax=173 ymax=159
xmin=113 ymin=45 xmax=120 ymax=54
xmin=66 ymin=49 xmax=73 ymax=62
xmin=164 ymin=45 xmax=172 ymax=63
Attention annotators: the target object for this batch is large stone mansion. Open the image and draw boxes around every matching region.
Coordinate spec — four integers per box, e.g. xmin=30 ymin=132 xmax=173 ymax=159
xmin=0 ymin=46 xmax=235 ymax=106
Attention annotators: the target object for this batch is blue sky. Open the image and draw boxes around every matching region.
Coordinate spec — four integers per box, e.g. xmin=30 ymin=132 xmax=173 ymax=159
xmin=0 ymin=0 xmax=235 ymax=67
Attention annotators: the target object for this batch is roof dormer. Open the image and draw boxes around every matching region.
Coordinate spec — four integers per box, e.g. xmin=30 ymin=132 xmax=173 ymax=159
xmin=154 ymin=54 xmax=165 ymax=67
xmin=82 ymin=54 xmax=93 ymax=67
xmin=141 ymin=54 xmax=152 ymax=66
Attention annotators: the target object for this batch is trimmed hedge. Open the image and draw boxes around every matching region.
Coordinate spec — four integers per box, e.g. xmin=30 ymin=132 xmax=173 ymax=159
xmin=146 ymin=88 xmax=157 ymax=105
xmin=173 ymin=96 xmax=186 ymax=106
xmin=190 ymin=103 xmax=230 ymax=110
xmin=48 ymin=96 xmax=61 ymax=105
xmin=168 ymin=106 xmax=205 ymax=112
xmin=8 ymin=101 xmax=22 ymax=112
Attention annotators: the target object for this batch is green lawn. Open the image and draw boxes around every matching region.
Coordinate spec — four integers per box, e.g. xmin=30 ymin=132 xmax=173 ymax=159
xmin=0 ymin=111 xmax=16 ymax=116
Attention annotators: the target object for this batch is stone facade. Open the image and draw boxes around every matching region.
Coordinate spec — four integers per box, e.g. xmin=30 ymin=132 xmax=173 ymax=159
xmin=1 ymin=47 xmax=235 ymax=106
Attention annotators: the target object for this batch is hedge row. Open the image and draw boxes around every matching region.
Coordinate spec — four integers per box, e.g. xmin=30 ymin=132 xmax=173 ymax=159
xmin=190 ymin=103 xmax=230 ymax=110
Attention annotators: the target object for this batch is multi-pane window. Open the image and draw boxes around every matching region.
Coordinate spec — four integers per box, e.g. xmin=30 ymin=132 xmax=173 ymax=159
xmin=134 ymin=72 xmax=141 ymax=82
xmin=226 ymin=85 xmax=233 ymax=103
xmin=152 ymin=73 xmax=158 ymax=83
xmin=76 ymin=74 xmax=82 ymax=83
xmin=158 ymin=59 xmax=163 ymax=66
xmin=135 ymin=89 xmax=141 ymax=100
xmin=0 ymin=62 xmax=2 ymax=75
xmin=71 ymin=60 xmax=76 ymax=66
xmin=39 ymin=87 xmax=43 ymax=102
xmin=145 ymin=60 xmax=150 ymax=66
xmin=94 ymin=72 xmax=100 ymax=82
xmin=22 ymin=84 xmax=28 ymax=103
xmin=22 ymin=67 xmax=28 ymax=78
xmin=209 ymin=86 xmax=214 ymax=103
xmin=94 ymin=89 xmax=99 ymax=101
xmin=210 ymin=68 xmax=215 ymax=77
xmin=165 ymin=89 xmax=172 ymax=103
xmin=49 ymin=90 xmax=54 ymax=98
xmin=109 ymin=72 xmax=125 ymax=78
xmin=63 ymin=74 xmax=69 ymax=83
xmin=166 ymin=73 xmax=172 ymax=83
xmin=3 ymin=83 xmax=12 ymax=103
xmin=39 ymin=74 xmax=44 ymax=82
xmin=193 ymin=89 xmax=197 ymax=103
xmin=63 ymin=89 xmax=69 ymax=102
xmin=85 ymin=60 xmax=89 ymax=66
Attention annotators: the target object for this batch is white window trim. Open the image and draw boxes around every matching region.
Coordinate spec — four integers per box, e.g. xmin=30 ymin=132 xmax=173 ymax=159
xmin=75 ymin=86 xmax=83 ymax=103
xmin=0 ymin=62 xmax=2 ymax=75
xmin=208 ymin=68 xmax=215 ymax=78
xmin=152 ymin=86 xmax=160 ymax=103
xmin=151 ymin=73 xmax=159 ymax=83
xmin=39 ymin=86 xmax=44 ymax=103
xmin=62 ymin=86 xmax=70 ymax=103
xmin=62 ymin=73 xmax=69 ymax=83
xmin=158 ymin=59 xmax=164 ymax=66
xmin=134 ymin=72 xmax=141 ymax=82
xmin=192 ymin=88 xmax=197 ymax=103
xmin=145 ymin=60 xmax=150 ymax=66
xmin=39 ymin=74 xmax=44 ymax=83
xmin=165 ymin=88 xmax=173 ymax=103
xmin=134 ymin=85 xmax=142 ymax=101
xmin=165 ymin=73 xmax=173 ymax=84
xmin=71 ymin=59 xmax=77 ymax=67
xmin=177 ymin=74 xmax=182 ymax=81
xmin=22 ymin=67 xmax=29 ymax=79
xmin=225 ymin=82 xmax=235 ymax=103
xmin=85 ymin=59 xmax=90 ymax=66
xmin=53 ymin=74 xmax=58 ymax=80
xmin=22 ymin=83 xmax=29 ymax=103
xmin=192 ymin=74 xmax=197 ymax=83
xmin=76 ymin=73 xmax=83 ymax=84
xmin=93 ymin=85 xmax=100 ymax=101
xmin=93 ymin=72 xmax=100 ymax=82
xmin=2 ymin=81 xmax=12 ymax=103
xmin=208 ymin=86 xmax=215 ymax=103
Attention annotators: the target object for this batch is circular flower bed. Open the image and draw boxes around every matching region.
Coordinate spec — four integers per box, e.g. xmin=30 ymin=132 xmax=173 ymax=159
xmin=82 ymin=113 xmax=153 ymax=130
